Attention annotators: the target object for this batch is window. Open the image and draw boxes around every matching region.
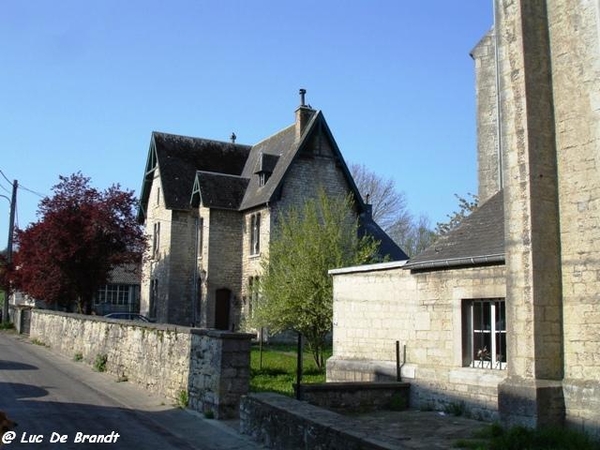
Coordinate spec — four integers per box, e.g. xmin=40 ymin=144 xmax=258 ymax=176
xmin=250 ymin=213 xmax=261 ymax=255
xmin=152 ymin=222 xmax=160 ymax=259
xmin=463 ymin=298 xmax=507 ymax=370
xmin=95 ymin=285 xmax=132 ymax=306
xmin=197 ymin=217 xmax=204 ymax=259
xmin=149 ymin=279 xmax=158 ymax=319
xmin=258 ymin=172 xmax=270 ymax=187
xmin=248 ymin=276 xmax=260 ymax=317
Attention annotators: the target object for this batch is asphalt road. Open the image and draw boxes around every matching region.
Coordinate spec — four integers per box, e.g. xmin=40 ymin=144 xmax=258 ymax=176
xmin=0 ymin=331 xmax=262 ymax=450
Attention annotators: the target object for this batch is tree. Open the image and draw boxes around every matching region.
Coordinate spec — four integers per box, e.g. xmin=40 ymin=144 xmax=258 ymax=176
xmin=13 ymin=173 xmax=146 ymax=314
xmin=251 ymin=191 xmax=380 ymax=369
xmin=350 ymin=162 xmax=436 ymax=257
xmin=435 ymin=193 xmax=479 ymax=236
xmin=388 ymin=214 xmax=437 ymax=257
xmin=350 ymin=162 xmax=408 ymax=231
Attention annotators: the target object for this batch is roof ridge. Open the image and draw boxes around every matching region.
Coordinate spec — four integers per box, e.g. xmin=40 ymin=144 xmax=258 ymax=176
xmin=153 ymin=131 xmax=252 ymax=148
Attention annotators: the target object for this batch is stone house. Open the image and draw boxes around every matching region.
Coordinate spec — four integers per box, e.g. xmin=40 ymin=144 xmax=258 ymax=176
xmin=137 ymin=91 xmax=407 ymax=329
xmin=328 ymin=0 xmax=600 ymax=436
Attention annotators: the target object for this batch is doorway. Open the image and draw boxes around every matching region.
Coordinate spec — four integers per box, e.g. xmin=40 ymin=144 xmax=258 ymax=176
xmin=215 ymin=288 xmax=231 ymax=330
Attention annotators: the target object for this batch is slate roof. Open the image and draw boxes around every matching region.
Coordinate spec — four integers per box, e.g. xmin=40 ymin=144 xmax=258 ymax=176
xmin=404 ymin=190 xmax=505 ymax=271
xmin=359 ymin=211 xmax=409 ymax=261
xmin=140 ymin=132 xmax=251 ymax=214
xmin=240 ymin=123 xmax=300 ymax=210
xmin=193 ymin=171 xmax=249 ymax=210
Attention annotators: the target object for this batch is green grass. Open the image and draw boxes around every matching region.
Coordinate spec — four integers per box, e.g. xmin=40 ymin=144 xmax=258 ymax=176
xmin=455 ymin=423 xmax=600 ymax=450
xmin=250 ymin=343 xmax=331 ymax=396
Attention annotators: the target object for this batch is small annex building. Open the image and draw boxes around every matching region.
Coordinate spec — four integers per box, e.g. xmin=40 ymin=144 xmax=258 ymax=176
xmin=137 ymin=91 xmax=407 ymax=329
xmin=328 ymin=0 xmax=600 ymax=436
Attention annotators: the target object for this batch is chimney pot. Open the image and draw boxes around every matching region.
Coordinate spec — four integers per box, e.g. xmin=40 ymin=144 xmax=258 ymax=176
xmin=230 ymin=132 xmax=237 ymax=143
xmin=299 ymin=88 xmax=306 ymax=107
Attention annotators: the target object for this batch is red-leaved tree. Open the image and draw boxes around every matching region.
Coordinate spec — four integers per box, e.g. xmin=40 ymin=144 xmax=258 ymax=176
xmin=13 ymin=173 xmax=146 ymax=314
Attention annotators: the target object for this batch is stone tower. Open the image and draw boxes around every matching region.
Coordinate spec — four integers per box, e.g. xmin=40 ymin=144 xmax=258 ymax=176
xmin=495 ymin=0 xmax=600 ymax=430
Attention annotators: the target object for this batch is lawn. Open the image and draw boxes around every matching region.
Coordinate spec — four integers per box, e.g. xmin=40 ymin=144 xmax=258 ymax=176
xmin=250 ymin=343 xmax=331 ymax=396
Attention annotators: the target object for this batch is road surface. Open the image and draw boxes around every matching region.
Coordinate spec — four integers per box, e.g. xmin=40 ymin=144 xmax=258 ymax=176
xmin=0 ymin=331 xmax=262 ymax=449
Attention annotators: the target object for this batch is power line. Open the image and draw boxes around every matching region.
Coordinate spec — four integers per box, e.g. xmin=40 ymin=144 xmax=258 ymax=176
xmin=0 ymin=169 xmax=11 ymax=185
xmin=19 ymin=184 xmax=45 ymax=198
xmin=0 ymin=168 xmax=47 ymax=198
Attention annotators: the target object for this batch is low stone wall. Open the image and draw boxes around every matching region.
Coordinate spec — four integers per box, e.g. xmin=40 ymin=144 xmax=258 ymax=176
xmin=327 ymin=357 xmax=504 ymax=422
xmin=240 ymin=392 xmax=406 ymax=450
xmin=296 ymin=382 xmax=410 ymax=412
xmin=30 ymin=309 xmax=253 ymax=419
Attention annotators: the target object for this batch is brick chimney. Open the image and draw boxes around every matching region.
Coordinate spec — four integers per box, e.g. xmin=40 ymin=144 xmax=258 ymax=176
xmin=295 ymin=88 xmax=315 ymax=141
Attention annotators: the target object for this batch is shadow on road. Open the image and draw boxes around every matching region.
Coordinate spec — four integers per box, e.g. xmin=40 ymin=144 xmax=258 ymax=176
xmin=0 ymin=359 xmax=38 ymax=371
xmin=1 ymin=399 xmax=202 ymax=450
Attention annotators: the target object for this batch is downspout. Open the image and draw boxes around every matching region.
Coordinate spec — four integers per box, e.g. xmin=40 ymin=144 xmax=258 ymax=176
xmin=192 ymin=216 xmax=200 ymax=327
xmin=493 ymin=0 xmax=504 ymax=190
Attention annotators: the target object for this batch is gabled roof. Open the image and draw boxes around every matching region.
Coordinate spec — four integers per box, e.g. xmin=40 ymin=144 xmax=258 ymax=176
xmin=404 ymin=190 xmax=505 ymax=271
xmin=138 ymin=132 xmax=251 ymax=219
xmin=137 ymin=107 xmax=407 ymax=261
xmin=191 ymin=171 xmax=249 ymax=210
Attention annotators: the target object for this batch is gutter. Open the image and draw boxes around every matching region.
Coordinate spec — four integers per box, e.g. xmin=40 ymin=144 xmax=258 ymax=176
xmin=404 ymin=253 xmax=505 ymax=271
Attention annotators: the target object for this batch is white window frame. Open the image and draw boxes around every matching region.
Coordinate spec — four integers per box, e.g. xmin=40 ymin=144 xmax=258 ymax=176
xmin=463 ymin=298 xmax=507 ymax=370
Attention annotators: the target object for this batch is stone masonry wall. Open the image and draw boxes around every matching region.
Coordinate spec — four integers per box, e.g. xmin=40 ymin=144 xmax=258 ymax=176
xmin=167 ymin=210 xmax=198 ymax=325
xmin=548 ymin=0 xmax=600 ymax=435
xmin=240 ymin=392 xmax=402 ymax=450
xmin=140 ymin=167 xmax=174 ymax=322
xmin=328 ymin=262 xmax=506 ymax=420
xmin=30 ymin=310 xmax=253 ymax=419
xmin=188 ymin=328 xmax=254 ymax=419
xmin=471 ymin=30 xmax=501 ymax=204
xmin=239 ymin=126 xmax=358 ymax=331
xmin=30 ymin=309 xmax=190 ymax=401
xmin=205 ymin=209 xmax=244 ymax=329
xmin=240 ymin=207 xmax=271 ymax=323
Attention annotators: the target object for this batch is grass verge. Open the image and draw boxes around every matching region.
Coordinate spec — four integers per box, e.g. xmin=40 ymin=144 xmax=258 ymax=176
xmin=250 ymin=343 xmax=331 ymax=396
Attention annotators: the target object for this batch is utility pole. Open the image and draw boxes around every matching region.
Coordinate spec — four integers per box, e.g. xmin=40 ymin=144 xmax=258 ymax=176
xmin=2 ymin=179 xmax=17 ymax=324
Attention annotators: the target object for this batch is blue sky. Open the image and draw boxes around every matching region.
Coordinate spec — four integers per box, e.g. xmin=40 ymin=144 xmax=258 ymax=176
xmin=1 ymin=1 xmax=493 ymax=248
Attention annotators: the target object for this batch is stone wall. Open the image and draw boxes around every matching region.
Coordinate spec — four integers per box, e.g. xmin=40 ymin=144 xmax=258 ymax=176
xmin=548 ymin=0 xmax=600 ymax=435
xmin=328 ymin=261 xmax=506 ymax=421
xmin=240 ymin=392 xmax=402 ymax=450
xmin=296 ymin=382 xmax=410 ymax=413
xmin=30 ymin=309 xmax=253 ymax=419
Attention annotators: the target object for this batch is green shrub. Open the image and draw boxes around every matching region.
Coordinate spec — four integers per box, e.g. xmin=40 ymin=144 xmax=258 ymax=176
xmin=93 ymin=354 xmax=108 ymax=372
xmin=176 ymin=390 xmax=189 ymax=408
xmin=31 ymin=338 xmax=48 ymax=347
xmin=444 ymin=401 xmax=466 ymax=417
xmin=0 ymin=322 xmax=14 ymax=330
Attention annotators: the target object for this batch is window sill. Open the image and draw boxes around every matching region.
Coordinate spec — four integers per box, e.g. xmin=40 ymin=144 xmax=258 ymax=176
xmin=449 ymin=367 xmax=507 ymax=386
